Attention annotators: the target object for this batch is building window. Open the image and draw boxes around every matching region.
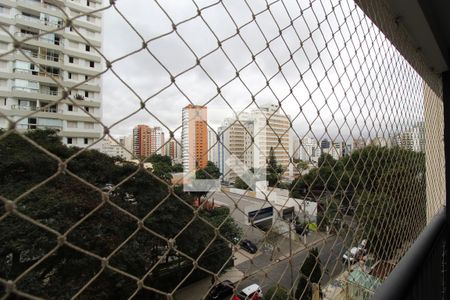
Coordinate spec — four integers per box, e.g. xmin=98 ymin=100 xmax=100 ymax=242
xmin=68 ymin=104 xmax=73 ymax=111
xmin=67 ymin=137 xmax=72 ymax=144
xmin=85 ymin=75 xmax=89 ymax=81
xmin=85 ymin=106 xmax=89 ymax=112
xmin=84 ymin=138 xmax=88 ymax=144
xmin=87 ymin=1 xmax=90 ymax=6
xmin=89 ymin=61 xmax=94 ymax=68
xmin=69 ymin=26 xmax=73 ymax=32
xmin=84 ymin=122 xmax=94 ymax=129
xmin=84 ymin=91 xmax=89 ymax=97
xmin=69 ymin=56 xmax=74 ymax=63
xmin=85 ymin=45 xmax=90 ymax=52
xmin=68 ymin=72 xmax=72 ymax=79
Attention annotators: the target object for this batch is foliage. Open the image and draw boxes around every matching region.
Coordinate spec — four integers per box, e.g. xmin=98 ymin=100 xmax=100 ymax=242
xmin=0 ymin=130 xmax=240 ymax=299
xmin=234 ymin=176 xmax=249 ymax=190
xmin=171 ymin=162 xmax=183 ymax=172
xmin=267 ymin=147 xmax=284 ymax=187
xmin=295 ymin=248 xmax=322 ymax=300
xmin=195 ymin=161 xmax=221 ymax=179
xmin=290 ymin=146 xmax=426 ymax=259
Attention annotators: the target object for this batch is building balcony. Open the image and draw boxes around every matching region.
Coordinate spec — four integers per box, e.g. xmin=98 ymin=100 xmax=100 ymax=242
xmin=14 ymin=32 xmax=64 ymax=47
xmin=17 ymin=0 xmax=61 ymax=12
xmin=12 ymin=86 xmax=60 ymax=97
xmin=16 ymin=49 xmax=61 ymax=63
xmin=10 ymin=105 xmax=63 ymax=114
xmin=13 ymin=68 xmax=62 ymax=80
xmin=15 ymin=14 xmax=64 ymax=28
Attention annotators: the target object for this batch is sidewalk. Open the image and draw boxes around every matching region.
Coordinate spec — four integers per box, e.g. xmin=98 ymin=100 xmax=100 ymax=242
xmin=174 ymin=267 xmax=244 ymax=300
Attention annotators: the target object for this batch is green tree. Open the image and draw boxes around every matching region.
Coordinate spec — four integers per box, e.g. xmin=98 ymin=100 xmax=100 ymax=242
xmin=196 ymin=161 xmax=221 ymax=180
xmin=171 ymin=162 xmax=183 ymax=172
xmin=267 ymin=147 xmax=283 ymax=187
xmin=0 ymin=130 xmax=240 ymax=299
xmin=234 ymin=176 xmax=249 ymax=190
xmin=295 ymin=248 xmax=322 ymax=300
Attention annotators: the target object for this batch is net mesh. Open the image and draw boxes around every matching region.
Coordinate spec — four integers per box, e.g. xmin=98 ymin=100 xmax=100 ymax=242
xmin=0 ymin=0 xmax=445 ymax=299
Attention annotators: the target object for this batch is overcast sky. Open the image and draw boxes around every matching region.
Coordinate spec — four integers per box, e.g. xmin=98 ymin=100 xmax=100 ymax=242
xmin=100 ymin=0 xmax=424 ymax=143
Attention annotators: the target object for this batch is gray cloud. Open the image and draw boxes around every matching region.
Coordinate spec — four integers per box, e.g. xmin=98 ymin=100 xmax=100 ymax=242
xmin=100 ymin=0 xmax=424 ymax=143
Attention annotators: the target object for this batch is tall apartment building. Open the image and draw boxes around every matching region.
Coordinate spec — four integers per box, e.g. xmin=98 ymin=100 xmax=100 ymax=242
xmin=218 ymin=105 xmax=293 ymax=182
xmin=298 ymin=136 xmax=321 ymax=164
xmin=207 ymin=127 xmax=219 ymax=166
xmin=164 ymin=139 xmax=181 ymax=164
xmin=150 ymin=126 xmax=164 ymax=155
xmin=133 ymin=124 xmax=151 ymax=158
xmin=0 ymin=0 xmax=103 ymax=147
xmin=251 ymin=104 xmax=292 ymax=177
xmin=218 ymin=113 xmax=254 ymax=182
xmin=394 ymin=124 xmax=425 ymax=152
xmin=182 ymin=104 xmax=208 ymax=174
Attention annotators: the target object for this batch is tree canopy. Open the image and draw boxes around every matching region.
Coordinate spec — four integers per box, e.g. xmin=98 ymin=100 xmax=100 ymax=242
xmin=0 ymin=130 xmax=241 ymax=299
xmin=289 ymin=146 xmax=426 ymax=259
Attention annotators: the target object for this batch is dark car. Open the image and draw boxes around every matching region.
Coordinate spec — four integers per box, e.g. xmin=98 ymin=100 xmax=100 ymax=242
xmin=239 ymin=239 xmax=257 ymax=254
xmin=207 ymin=280 xmax=235 ymax=300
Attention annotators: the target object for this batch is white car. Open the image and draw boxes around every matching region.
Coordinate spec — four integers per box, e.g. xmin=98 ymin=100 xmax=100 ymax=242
xmin=238 ymin=284 xmax=263 ymax=299
xmin=342 ymin=247 xmax=363 ymax=263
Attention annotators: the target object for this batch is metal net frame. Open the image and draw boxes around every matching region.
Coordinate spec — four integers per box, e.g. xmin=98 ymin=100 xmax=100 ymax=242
xmin=0 ymin=0 xmax=445 ymax=299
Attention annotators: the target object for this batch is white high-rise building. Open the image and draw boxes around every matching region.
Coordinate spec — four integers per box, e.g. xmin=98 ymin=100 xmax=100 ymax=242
xmin=251 ymin=105 xmax=292 ymax=178
xmin=207 ymin=127 xmax=219 ymax=166
xmin=218 ymin=113 xmax=254 ymax=182
xmin=218 ymin=105 xmax=293 ymax=182
xmin=0 ymin=0 xmax=103 ymax=147
xmin=298 ymin=137 xmax=321 ymax=164
xmin=151 ymin=126 xmax=165 ymax=155
xmin=182 ymin=105 xmax=208 ymax=175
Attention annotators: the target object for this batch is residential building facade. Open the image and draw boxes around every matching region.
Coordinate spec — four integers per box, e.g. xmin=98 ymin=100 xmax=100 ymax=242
xmin=150 ymin=126 xmax=164 ymax=155
xmin=182 ymin=104 xmax=208 ymax=174
xmin=133 ymin=124 xmax=151 ymax=158
xmin=0 ymin=0 xmax=103 ymax=147
xmin=100 ymin=136 xmax=132 ymax=160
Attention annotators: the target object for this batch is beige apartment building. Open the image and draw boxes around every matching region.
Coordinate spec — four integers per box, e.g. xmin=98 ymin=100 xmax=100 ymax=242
xmin=182 ymin=104 xmax=208 ymax=175
xmin=0 ymin=0 xmax=103 ymax=147
xmin=251 ymin=104 xmax=292 ymax=178
xmin=218 ymin=105 xmax=293 ymax=182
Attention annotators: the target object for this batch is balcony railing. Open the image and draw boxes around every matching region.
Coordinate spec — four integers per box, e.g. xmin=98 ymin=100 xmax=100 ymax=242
xmin=16 ymin=124 xmax=62 ymax=130
xmin=13 ymin=68 xmax=62 ymax=79
xmin=14 ymin=32 xmax=64 ymax=47
xmin=16 ymin=49 xmax=60 ymax=63
xmin=15 ymin=14 xmax=64 ymax=28
xmin=18 ymin=0 xmax=61 ymax=11
xmin=10 ymin=105 xmax=63 ymax=114
xmin=12 ymin=86 xmax=59 ymax=96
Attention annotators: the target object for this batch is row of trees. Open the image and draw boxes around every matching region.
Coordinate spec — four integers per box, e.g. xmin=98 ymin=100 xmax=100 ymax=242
xmin=290 ymin=146 xmax=426 ymax=260
xmin=0 ymin=130 xmax=241 ymax=299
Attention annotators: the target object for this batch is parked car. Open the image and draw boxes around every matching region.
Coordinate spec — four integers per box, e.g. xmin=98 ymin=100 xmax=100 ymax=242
xmin=234 ymin=283 xmax=263 ymax=300
xmin=239 ymin=239 xmax=257 ymax=254
xmin=342 ymin=241 xmax=367 ymax=264
xmin=207 ymin=280 xmax=235 ymax=300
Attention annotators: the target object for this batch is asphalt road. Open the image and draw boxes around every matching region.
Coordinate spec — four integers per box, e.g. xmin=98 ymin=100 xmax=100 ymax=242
xmin=234 ymin=234 xmax=353 ymax=294
xmin=206 ymin=190 xmax=357 ymax=296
